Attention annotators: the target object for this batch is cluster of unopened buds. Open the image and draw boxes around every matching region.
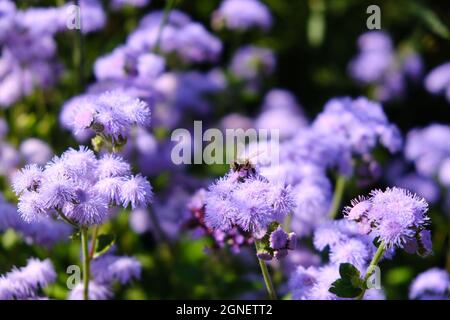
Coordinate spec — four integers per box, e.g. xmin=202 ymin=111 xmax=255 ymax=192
xmin=256 ymin=224 xmax=297 ymax=261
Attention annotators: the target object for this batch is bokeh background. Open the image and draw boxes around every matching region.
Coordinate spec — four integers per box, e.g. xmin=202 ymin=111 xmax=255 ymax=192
xmin=1 ymin=0 xmax=450 ymax=299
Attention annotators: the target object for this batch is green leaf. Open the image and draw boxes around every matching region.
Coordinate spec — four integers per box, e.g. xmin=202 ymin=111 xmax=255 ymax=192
xmin=329 ymin=278 xmax=362 ymax=298
xmin=409 ymin=3 xmax=450 ymax=39
xmin=328 ymin=263 xmax=363 ymax=298
xmin=339 ymin=262 xmax=361 ymax=280
xmin=94 ymin=234 xmax=116 ymax=258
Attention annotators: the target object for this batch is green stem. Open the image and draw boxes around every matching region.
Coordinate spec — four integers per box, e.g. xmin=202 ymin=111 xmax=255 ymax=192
xmin=153 ymin=0 xmax=177 ymax=53
xmin=254 ymin=240 xmax=277 ymax=300
xmin=74 ymin=0 xmax=85 ymax=92
xmin=328 ymin=175 xmax=346 ymax=219
xmin=89 ymin=225 xmax=99 ymax=259
xmin=56 ymin=210 xmax=78 ymax=228
xmin=81 ymin=227 xmax=90 ymax=300
xmin=357 ymin=240 xmax=386 ymax=300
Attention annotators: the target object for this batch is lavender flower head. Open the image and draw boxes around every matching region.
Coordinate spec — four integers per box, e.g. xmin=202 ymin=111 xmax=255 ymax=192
xmin=0 ymin=2 xmax=66 ymax=108
xmin=344 ymin=187 xmax=431 ymax=254
xmin=12 ymin=146 xmax=152 ymax=226
xmin=205 ymin=164 xmax=295 ymax=234
xmin=409 ymin=268 xmax=449 ymax=300
xmin=126 ymin=11 xmax=222 ymax=64
xmin=68 ymin=281 xmax=112 ymax=300
xmin=313 ymin=96 xmax=402 ymax=155
xmin=349 ymin=31 xmax=423 ymax=101
xmin=405 ymin=124 xmax=450 ymax=181
xmin=61 ymin=90 xmax=151 ymax=143
xmin=165 ymin=23 xmax=222 ymax=63
xmin=424 ymin=62 xmax=450 ymax=102
xmin=212 ymin=0 xmax=272 ymax=31
xmin=91 ymin=254 xmax=141 ymax=285
xmin=289 ymin=220 xmax=387 ymax=300
xmin=0 ymin=258 xmax=56 ymax=300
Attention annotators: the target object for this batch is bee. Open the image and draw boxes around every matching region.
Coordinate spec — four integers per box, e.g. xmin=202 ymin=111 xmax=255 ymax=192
xmin=230 ymin=149 xmax=266 ymax=177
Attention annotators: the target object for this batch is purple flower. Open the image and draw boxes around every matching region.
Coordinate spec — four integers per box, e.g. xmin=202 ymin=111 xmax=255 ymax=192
xmin=230 ymin=45 xmax=275 ymax=81
xmin=255 ymin=89 xmax=308 ymax=140
xmin=61 ymin=91 xmax=151 ymax=142
xmin=289 ymin=266 xmax=319 ymax=299
xmin=0 ymin=258 xmax=56 ymax=300
xmin=212 ymin=0 xmax=272 ymax=31
xmin=205 ymin=168 xmax=295 ymax=234
xmin=269 ymin=226 xmax=288 ymax=250
xmin=129 ymin=207 xmax=152 ymax=234
xmin=394 ymin=173 xmax=441 ymax=204
xmin=313 ymin=96 xmax=402 ymax=155
xmin=63 ymin=187 xmax=109 ymax=226
xmin=68 ymin=281 xmax=112 ymax=300
xmin=205 ymin=174 xmax=239 ymax=230
xmin=111 ymin=0 xmax=150 ymax=10
xmin=97 ymin=154 xmax=131 ymax=179
xmin=290 ymin=175 xmax=332 ymax=237
xmin=17 ymin=191 xmax=47 ymax=222
xmin=94 ymin=177 xmax=124 ymax=205
xmin=91 ymin=254 xmax=141 ymax=284
xmin=40 ymin=178 xmax=77 ymax=209
xmin=345 ymin=187 xmax=430 ymax=251
xmin=137 ymin=53 xmax=165 ymax=80
xmin=439 ymin=158 xmax=450 ymax=187
xmin=19 ymin=138 xmax=53 ymax=166
xmin=12 ymin=164 xmax=44 ymax=195
xmin=348 ymin=31 xmax=422 ymax=101
xmin=329 ymin=239 xmax=369 ymax=271
xmin=13 ymin=146 xmax=148 ymax=227
xmin=405 ymin=124 xmax=450 ymax=177
xmin=409 ymin=268 xmax=449 ymax=300
xmin=167 ymin=23 xmax=222 ymax=63
xmin=349 ymin=32 xmax=393 ymax=83
xmin=424 ymin=62 xmax=450 ymax=97
xmin=120 ymin=174 xmax=153 ymax=209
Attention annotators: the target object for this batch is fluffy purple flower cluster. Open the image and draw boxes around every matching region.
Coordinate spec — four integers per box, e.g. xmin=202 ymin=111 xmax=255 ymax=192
xmin=12 ymin=147 xmax=153 ymax=226
xmin=253 ymin=96 xmax=400 ymax=237
xmin=127 ymin=10 xmax=221 ymax=64
xmin=61 ymin=90 xmax=151 ymax=143
xmin=348 ymin=31 xmax=422 ymax=101
xmin=344 ymin=187 xmax=431 ymax=253
xmin=312 ymin=96 xmax=402 ymax=155
xmin=205 ymin=166 xmax=295 ymax=234
xmin=212 ymin=0 xmax=272 ymax=31
xmin=424 ymin=62 xmax=450 ymax=103
xmin=289 ymin=220 xmax=385 ymax=300
xmin=0 ymin=0 xmax=106 ymax=107
xmin=409 ymin=268 xmax=450 ymax=300
xmin=0 ymin=258 xmax=56 ymax=300
xmin=405 ymin=124 xmax=450 ymax=188
xmin=69 ymin=254 xmax=141 ymax=300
